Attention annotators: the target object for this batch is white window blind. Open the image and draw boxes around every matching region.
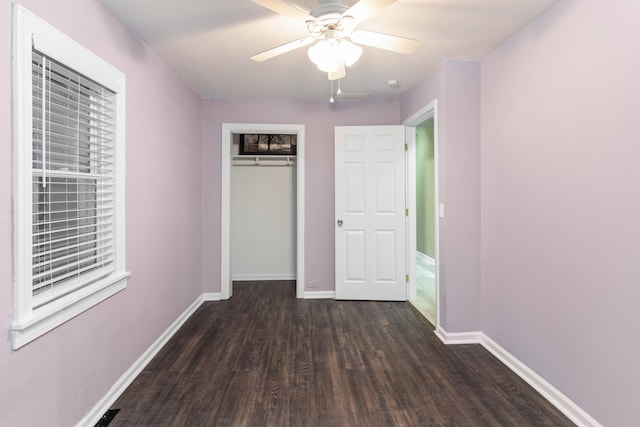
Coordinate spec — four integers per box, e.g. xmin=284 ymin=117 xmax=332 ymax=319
xmin=12 ymin=5 xmax=128 ymax=349
xmin=31 ymin=50 xmax=117 ymax=307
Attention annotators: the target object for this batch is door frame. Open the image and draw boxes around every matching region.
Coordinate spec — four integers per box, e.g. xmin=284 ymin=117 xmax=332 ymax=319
xmin=404 ymin=101 xmax=440 ymax=327
xmin=221 ymin=123 xmax=305 ymax=299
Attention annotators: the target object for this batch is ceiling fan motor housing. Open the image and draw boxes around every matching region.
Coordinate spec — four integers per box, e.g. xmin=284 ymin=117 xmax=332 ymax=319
xmin=310 ymin=0 xmax=349 ymax=25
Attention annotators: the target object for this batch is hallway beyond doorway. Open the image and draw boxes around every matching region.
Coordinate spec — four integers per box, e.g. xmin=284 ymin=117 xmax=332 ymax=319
xmin=410 ymin=253 xmax=436 ymax=325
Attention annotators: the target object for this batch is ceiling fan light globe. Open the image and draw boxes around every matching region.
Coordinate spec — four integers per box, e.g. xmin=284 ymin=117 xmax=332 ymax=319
xmin=307 ymin=43 xmax=317 ymax=64
xmin=317 ymin=62 xmax=338 ymax=72
xmin=307 ymin=39 xmax=328 ymax=64
xmin=339 ymin=40 xmax=362 ymax=67
xmin=308 ymin=39 xmax=339 ymax=72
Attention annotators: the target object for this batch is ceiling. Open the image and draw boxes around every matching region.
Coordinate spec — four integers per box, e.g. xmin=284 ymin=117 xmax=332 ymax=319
xmin=100 ymin=0 xmax=557 ymax=102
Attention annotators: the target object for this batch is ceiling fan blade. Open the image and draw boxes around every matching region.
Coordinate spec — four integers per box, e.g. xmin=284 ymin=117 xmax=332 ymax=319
xmin=252 ymin=0 xmax=315 ymax=22
xmin=343 ymin=0 xmax=397 ymax=25
xmin=351 ymin=30 xmax=419 ymax=54
xmin=251 ymin=36 xmax=316 ymax=62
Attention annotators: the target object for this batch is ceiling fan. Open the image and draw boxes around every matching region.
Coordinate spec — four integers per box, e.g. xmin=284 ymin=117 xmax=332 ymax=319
xmin=251 ymin=0 xmax=420 ymax=80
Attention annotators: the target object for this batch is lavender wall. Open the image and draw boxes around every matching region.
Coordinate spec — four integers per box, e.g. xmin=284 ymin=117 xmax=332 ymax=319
xmin=401 ymin=61 xmax=482 ymax=333
xmin=201 ymin=99 xmax=401 ymax=293
xmin=0 ymin=1 xmax=203 ymax=425
xmin=481 ymin=0 xmax=640 ymax=425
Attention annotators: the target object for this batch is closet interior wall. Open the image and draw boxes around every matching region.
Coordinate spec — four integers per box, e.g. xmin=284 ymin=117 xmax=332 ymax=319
xmin=230 ymin=134 xmax=297 ymax=281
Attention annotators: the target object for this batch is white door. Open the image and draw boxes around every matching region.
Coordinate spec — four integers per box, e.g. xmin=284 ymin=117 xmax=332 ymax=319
xmin=335 ymin=125 xmax=407 ymax=300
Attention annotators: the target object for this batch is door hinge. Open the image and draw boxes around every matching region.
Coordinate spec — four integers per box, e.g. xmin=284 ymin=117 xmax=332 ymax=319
xmin=405 ymin=208 xmax=409 ymax=217
xmin=406 ymin=274 xmax=409 ymax=283
xmin=404 ymin=143 xmax=408 ymax=152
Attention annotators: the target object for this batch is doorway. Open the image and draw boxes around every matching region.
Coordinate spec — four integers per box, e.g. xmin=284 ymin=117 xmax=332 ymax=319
xmin=221 ymin=124 xmax=305 ymax=299
xmin=405 ymin=101 xmax=439 ymax=327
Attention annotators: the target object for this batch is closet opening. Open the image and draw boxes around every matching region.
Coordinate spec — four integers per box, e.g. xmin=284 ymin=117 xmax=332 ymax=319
xmin=221 ymin=124 xmax=305 ymax=300
xmin=230 ymin=133 xmax=297 ymax=284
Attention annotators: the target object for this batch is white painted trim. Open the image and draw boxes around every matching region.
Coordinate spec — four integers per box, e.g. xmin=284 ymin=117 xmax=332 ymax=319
xmin=232 ymin=274 xmax=297 ymax=281
xmin=432 ymin=105 xmax=440 ymax=329
xmin=11 ymin=5 xmax=128 ymax=349
xmin=221 ymin=124 xmax=305 ymax=300
xmin=304 ymin=291 xmax=336 ymax=299
xmin=77 ymin=295 xmax=206 ymax=427
xmin=403 ymin=100 xmax=438 ymax=126
xmin=435 ymin=326 xmax=482 ymax=345
xmin=221 ymin=125 xmax=232 ymax=300
xmin=479 ymin=334 xmax=602 ymax=427
xmin=296 ymin=127 xmax=306 ymax=299
xmin=416 ymin=251 xmax=435 ymax=264
xmin=405 ymin=126 xmax=417 ymax=301
xmin=436 ymin=326 xmax=602 ymax=427
xmin=403 ymin=100 xmax=441 ymax=330
xmin=12 ymin=273 xmax=129 ymax=349
xmin=202 ymin=293 xmax=222 ymax=301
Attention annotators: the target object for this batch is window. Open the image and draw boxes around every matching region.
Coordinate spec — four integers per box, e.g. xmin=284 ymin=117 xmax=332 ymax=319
xmin=11 ymin=6 xmax=128 ymax=349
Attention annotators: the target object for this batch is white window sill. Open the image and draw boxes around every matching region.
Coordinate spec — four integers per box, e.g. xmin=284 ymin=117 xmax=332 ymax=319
xmin=11 ymin=272 xmax=130 ymax=349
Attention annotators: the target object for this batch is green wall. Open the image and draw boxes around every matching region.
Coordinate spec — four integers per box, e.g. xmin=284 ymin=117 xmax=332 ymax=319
xmin=416 ymin=121 xmax=436 ymax=258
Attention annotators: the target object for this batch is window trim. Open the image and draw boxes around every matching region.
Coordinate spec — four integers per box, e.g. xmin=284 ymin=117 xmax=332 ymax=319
xmin=11 ymin=5 xmax=129 ymax=349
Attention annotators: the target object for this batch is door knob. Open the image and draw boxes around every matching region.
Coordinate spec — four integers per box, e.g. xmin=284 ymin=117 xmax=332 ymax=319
xmin=337 ymin=219 xmax=343 ymax=227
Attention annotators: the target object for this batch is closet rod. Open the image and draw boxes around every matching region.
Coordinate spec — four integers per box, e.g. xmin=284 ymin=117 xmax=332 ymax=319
xmin=232 ymin=156 xmax=296 ymax=167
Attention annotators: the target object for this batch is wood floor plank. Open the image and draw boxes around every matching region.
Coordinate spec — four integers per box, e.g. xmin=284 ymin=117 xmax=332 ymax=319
xmin=108 ymin=281 xmax=574 ymax=426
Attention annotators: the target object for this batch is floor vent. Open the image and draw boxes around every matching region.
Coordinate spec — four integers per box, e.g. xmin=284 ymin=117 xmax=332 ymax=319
xmin=94 ymin=409 xmax=120 ymax=427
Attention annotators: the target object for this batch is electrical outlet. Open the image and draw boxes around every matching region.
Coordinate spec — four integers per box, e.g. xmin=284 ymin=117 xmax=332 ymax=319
xmin=307 ymin=281 xmax=318 ymax=289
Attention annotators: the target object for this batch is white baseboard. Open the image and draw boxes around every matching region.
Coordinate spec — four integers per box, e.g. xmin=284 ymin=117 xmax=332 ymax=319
xmin=437 ymin=327 xmax=601 ymax=427
xmin=435 ymin=326 xmax=482 ymax=344
xmin=479 ymin=334 xmax=602 ymax=427
xmin=232 ymin=274 xmax=296 ymax=281
xmin=416 ymin=251 xmax=435 ymax=264
xmin=202 ymin=292 xmax=222 ymax=301
xmin=76 ymin=295 xmax=206 ymax=427
xmin=303 ymin=290 xmax=336 ymax=299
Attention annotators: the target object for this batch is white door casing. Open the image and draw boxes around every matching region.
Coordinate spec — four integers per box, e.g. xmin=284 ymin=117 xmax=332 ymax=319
xmin=335 ymin=126 xmax=407 ymax=301
xmin=404 ymin=100 xmax=440 ymax=328
xmin=221 ymin=123 xmax=305 ymax=300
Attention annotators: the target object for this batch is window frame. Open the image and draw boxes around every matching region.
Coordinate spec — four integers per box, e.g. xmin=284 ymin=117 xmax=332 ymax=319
xmin=11 ymin=5 xmax=129 ymax=349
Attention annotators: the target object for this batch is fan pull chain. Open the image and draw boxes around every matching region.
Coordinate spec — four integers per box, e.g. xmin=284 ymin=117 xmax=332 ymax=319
xmin=337 ymin=78 xmax=342 ymax=96
xmin=329 ymin=79 xmax=335 ymax=103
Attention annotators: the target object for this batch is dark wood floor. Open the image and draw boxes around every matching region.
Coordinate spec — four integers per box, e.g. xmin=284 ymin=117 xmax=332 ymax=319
xmin=108 ymin=281 xmax=574 ymax=426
